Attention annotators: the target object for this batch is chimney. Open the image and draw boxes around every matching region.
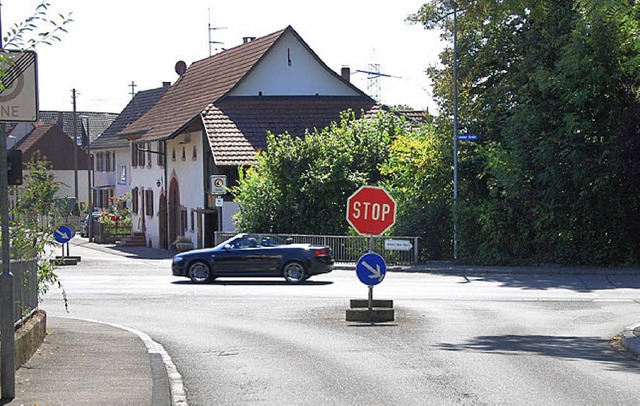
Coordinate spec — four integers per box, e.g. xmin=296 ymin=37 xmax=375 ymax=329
xmin=243 ymin=36 xmax=256 ymax=44
xmin=341 ymin=66 xmax=351 ymax=82
xmin=162 ymin=82 xmax=171 ymax=88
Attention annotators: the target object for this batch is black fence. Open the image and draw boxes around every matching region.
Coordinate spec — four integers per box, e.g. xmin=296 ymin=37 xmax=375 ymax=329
xmin=0 ymin=259 xmax=38 ymax=328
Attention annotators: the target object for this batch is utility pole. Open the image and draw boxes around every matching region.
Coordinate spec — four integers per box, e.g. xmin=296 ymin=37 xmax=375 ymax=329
xmin=448 ymin=0 xmax=460 ymax=261
xmin=72 ymin=89 xmax=79 ymax=203
xmin=81 ymin=116 xmax=93 ymax=241
xmin=129 ymin=81 xmax=137 ymax=100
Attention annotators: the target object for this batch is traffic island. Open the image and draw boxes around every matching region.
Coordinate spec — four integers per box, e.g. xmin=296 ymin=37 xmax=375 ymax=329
xmin=54 ymin=256 xmax=81 ymax=266
xmin=346 ymin=299 xmax=394 ymax=323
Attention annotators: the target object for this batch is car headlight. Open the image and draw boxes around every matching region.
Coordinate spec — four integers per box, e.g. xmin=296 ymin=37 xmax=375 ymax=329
xmin=173 ymin=256 xmax=185 ymax=264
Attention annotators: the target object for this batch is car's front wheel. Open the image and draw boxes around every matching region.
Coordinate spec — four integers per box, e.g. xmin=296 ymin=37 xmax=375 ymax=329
xmin=188 ymin=261 xmax=212 ymax=284
xmin=283 ymin=261 xmax=306 ymax=284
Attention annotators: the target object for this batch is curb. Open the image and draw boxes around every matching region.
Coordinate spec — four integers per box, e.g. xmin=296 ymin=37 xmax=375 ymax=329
xmin=57 ymin=316 xmax=188 ymax=406
xmin=14 ymin=309 xmax=47 ymax=369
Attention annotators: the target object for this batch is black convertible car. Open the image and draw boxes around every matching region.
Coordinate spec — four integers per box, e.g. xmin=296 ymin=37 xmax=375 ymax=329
xmin=172 ymin=234 xmax=334 ymax=284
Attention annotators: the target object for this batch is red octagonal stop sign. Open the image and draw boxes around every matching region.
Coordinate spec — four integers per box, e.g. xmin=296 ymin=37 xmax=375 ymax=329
xmin=346 ymin=186 xmax=397 ymax=235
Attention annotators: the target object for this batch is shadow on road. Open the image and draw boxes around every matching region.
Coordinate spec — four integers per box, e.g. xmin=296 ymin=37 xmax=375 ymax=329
xmin=462 ymin=274 xmax=640 ymax=292
xmin=437 ymin=334 xmax=639 ymax=371
xmin=171 ymin=279 xmax=333 ymax=286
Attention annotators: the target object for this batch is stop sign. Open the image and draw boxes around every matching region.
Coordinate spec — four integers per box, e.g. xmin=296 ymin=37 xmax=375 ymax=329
xmin=346 ymin=186 xmax=396 ymax=235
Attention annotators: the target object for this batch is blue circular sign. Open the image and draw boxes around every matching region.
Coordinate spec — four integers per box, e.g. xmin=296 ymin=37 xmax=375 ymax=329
xmin=54 ymin=225 xmax=73 ymax=244
xmin=355 ymin=252 xmax=387 ymax=286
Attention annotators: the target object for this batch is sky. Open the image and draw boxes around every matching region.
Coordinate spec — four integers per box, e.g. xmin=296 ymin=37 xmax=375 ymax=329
xmin=2 ymin=0 xmax=445 ymax=114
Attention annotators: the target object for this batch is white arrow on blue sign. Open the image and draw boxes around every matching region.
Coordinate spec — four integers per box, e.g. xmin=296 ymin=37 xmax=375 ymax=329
xmin=356 ymin=252 xmax=387 ymax=286
xmin=54 ymin=225 xmax=73 ymax=244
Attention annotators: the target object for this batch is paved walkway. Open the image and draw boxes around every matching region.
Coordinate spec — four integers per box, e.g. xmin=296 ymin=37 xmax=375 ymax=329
xmin=6 ymin=316 xmax=172 ymax=406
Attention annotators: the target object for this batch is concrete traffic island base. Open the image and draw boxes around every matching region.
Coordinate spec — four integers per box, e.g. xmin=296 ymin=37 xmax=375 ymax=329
xmin=54 ymin=256 xmax=81 ymax=265
xmin=346 ymin=299 xmax=394 ymax=322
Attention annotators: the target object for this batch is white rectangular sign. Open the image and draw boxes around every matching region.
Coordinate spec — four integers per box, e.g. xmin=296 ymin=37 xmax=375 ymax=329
xmin=385 ymin=239 xmax=413 ymax=251
xmin=0 ymin=50 xmax=38 ymax=122
xmin=209 ymin=175 xmax=227 ymax=195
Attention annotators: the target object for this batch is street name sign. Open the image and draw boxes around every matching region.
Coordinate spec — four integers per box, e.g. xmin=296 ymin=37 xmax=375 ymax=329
xmin=346 ymin=186 xmax=396 ymax=235
xmin=356 ymin=252 xmax=387 ymax=286
xmin=385 ymin=239 xmax=413 ymax=251
xmin=458 ymin=134 xmax=478 ymax=141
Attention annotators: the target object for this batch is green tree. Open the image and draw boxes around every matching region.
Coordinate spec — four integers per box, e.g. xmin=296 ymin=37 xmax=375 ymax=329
xmin=232 ymin=110 xmax=401 ymax=235
xmin=380 ymin=122 xmax=451 ymax=259
xmin=411 ymin=0 xmax=640 ymax=265
xmin=8 ymin=157 xmax=68 ymax=301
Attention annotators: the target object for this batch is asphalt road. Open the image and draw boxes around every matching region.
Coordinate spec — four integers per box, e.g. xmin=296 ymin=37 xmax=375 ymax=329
xmin=42 ymin=240 xmax=640 ymax=405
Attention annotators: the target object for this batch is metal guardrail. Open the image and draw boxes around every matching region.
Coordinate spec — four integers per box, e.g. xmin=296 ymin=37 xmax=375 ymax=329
xmin=215 ymin=232 xmax=419 ymax=265
xmin=0 ymin=259 xmax=38 ymax=329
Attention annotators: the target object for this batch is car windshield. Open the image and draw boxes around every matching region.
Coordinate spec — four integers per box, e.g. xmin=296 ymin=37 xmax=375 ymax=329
xmin=218 ymin=234 xmax=289 ymax=249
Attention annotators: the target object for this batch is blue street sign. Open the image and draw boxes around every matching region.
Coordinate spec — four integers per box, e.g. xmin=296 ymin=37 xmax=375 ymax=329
xmin=458 ymin=134 xmax=478 ymax=141
xmin=356 ymin=252 xmax=387 ymax=286
xmin=54 ymin=225 xmax=73 ymax=244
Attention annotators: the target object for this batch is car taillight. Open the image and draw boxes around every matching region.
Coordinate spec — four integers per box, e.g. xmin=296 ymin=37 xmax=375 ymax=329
xmin=314 ymin=248 xmax=329 ymax=257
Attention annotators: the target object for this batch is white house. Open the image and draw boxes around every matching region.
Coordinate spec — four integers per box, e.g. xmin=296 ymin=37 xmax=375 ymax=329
xmin=90 ymin=84 xmax=170 ymax=211
xmin=119 ymin=26 xmax=378 ymax=250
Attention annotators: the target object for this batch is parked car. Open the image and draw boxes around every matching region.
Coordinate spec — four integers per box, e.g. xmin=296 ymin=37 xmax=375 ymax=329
xmin=172 ymin=233 xmax=334 ymax=284
xmin=80 ymin=212 xmax=101 ymax=237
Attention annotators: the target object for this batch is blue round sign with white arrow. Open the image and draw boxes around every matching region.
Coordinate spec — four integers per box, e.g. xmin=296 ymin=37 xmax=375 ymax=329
xmin=54 ymin=225 xmax=73 ymax=244
xmin=356 ymin=252 xmax=387 ymax=286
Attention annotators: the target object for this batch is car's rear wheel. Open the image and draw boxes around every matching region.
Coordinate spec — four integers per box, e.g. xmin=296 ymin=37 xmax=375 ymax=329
xmin=283 ymin=261 xmax=306 ymax=284
xmin=188 ymin=261 xmax=212 ymax=284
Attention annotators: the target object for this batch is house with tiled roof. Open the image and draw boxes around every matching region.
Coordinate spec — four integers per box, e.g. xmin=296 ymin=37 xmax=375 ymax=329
xmin=13 ymin=122 xmax=91 ymax=202
xmin=89 ymin=83 xmax=170 ymax=211
xmin=119 ymin=25 xmax=377 ymax=250
xmin=38 ymin=111 xmax=118 ymax=146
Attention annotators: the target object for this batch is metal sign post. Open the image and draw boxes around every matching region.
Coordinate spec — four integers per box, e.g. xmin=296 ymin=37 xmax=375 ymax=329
xmin=0 ymin=49 xmax=38 ymax=399
xmin=1 ymin=123 xmax=16 ymax=399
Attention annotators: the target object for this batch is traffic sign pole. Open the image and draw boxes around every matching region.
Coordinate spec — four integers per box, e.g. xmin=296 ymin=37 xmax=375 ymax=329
xmin=368 ymin=235 xmax=374 ymax=311
xmin=347 ymin=187 xmax=395 ymax=315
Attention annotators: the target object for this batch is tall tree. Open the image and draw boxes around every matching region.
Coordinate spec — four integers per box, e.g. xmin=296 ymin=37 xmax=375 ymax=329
xmin=410 ymin=0 xmax=640 ymax=264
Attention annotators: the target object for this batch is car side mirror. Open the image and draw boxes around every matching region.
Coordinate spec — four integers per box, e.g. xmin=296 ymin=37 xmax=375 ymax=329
xmin=224 ymin=244 xmax=232 ymax=251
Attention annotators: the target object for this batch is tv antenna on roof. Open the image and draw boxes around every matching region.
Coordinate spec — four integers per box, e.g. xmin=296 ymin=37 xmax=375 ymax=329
xmin=208 ymin=8 xmax=227 ymax=56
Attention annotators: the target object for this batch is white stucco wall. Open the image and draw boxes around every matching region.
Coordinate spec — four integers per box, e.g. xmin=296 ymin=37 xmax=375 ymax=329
xmin=113 ymin=148 xmax=131 ymax=199
xmin=51 ymin=169 xmax=89 ymax=203
xmin=229 ymin=31 xmax=359 ymax=97
xmin=222 ymin=201 xmax=239 ymax=232
xmin=166 ymin=130 xmax=204 ymax=245
xmin=130 ymin=150 xmax=165 ymax=247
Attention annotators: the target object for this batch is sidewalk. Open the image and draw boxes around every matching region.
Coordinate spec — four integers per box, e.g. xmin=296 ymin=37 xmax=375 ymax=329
xmin=6 ymin=316 xmax=171 ymax=406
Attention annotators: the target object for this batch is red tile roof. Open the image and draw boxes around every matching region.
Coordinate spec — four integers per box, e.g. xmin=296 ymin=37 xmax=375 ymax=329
xmin=119 ymin=28 xmax=286 ymax=142
xmin=203 ymin=97 xmax=380 ymax=166
xmin=16 ymin=123 xmax=89 ymax=170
